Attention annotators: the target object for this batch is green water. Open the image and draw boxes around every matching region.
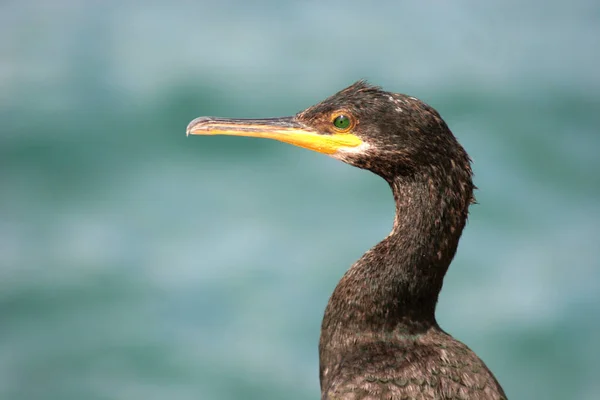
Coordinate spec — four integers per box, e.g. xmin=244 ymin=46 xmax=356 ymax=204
xmin=2 ymin=2 xmax=599 ymax=399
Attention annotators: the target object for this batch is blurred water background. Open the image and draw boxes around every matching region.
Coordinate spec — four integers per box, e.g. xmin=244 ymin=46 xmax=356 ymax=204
xmin=2 ymin=1 xmax=599 ymax=399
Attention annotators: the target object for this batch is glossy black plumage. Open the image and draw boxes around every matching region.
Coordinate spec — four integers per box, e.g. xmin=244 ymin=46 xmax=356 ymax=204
xmin=303 ymin=82 xmax=507 ymax=399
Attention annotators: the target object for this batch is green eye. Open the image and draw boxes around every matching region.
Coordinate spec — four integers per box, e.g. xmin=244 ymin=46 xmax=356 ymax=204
xmin=333 ymin=115 xmax=351 ymax=130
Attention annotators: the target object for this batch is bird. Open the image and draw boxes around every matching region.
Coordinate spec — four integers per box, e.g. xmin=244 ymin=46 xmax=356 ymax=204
xmin=187 ymin=81 xmax=507 ymax=399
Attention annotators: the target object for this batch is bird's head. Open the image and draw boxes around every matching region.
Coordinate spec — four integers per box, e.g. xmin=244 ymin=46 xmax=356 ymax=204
xmin=187 ymin=81 xmax=470 ymax=182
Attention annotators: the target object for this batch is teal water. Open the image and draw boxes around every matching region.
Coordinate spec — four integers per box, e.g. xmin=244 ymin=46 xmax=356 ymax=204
xmin=2 ymin=1 xmax=599 ymax=399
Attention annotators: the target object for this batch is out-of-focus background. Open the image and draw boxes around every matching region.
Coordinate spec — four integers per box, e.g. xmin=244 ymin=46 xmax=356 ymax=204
xmin=2 ymin=1 xmax=599 ymax=399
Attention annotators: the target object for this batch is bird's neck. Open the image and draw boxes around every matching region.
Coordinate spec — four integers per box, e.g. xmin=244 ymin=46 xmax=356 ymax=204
xmin=320 ymin=168 xmax=471 ymax=351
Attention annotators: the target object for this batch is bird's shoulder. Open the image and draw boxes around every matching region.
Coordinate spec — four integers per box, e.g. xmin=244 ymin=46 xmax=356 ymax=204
xmin=323 ymin=330 xmax=506 ymax=400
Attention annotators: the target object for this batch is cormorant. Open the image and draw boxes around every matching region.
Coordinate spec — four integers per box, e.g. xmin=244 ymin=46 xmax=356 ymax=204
xmin=187 ymin=81 xmax=507 ymax=399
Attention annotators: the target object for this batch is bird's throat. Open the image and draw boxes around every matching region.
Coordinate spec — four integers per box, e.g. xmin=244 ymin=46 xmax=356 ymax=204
xmin=319 ymin=169 xmax=472 ymax=383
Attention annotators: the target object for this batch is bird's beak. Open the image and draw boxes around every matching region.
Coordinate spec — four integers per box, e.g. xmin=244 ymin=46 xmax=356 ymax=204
xmin=186 ymin=116 xmax=362 ymax=155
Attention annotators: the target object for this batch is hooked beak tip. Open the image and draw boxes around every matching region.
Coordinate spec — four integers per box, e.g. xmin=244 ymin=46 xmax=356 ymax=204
xmin=186 ymin=117 xmax=213 ymax=136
